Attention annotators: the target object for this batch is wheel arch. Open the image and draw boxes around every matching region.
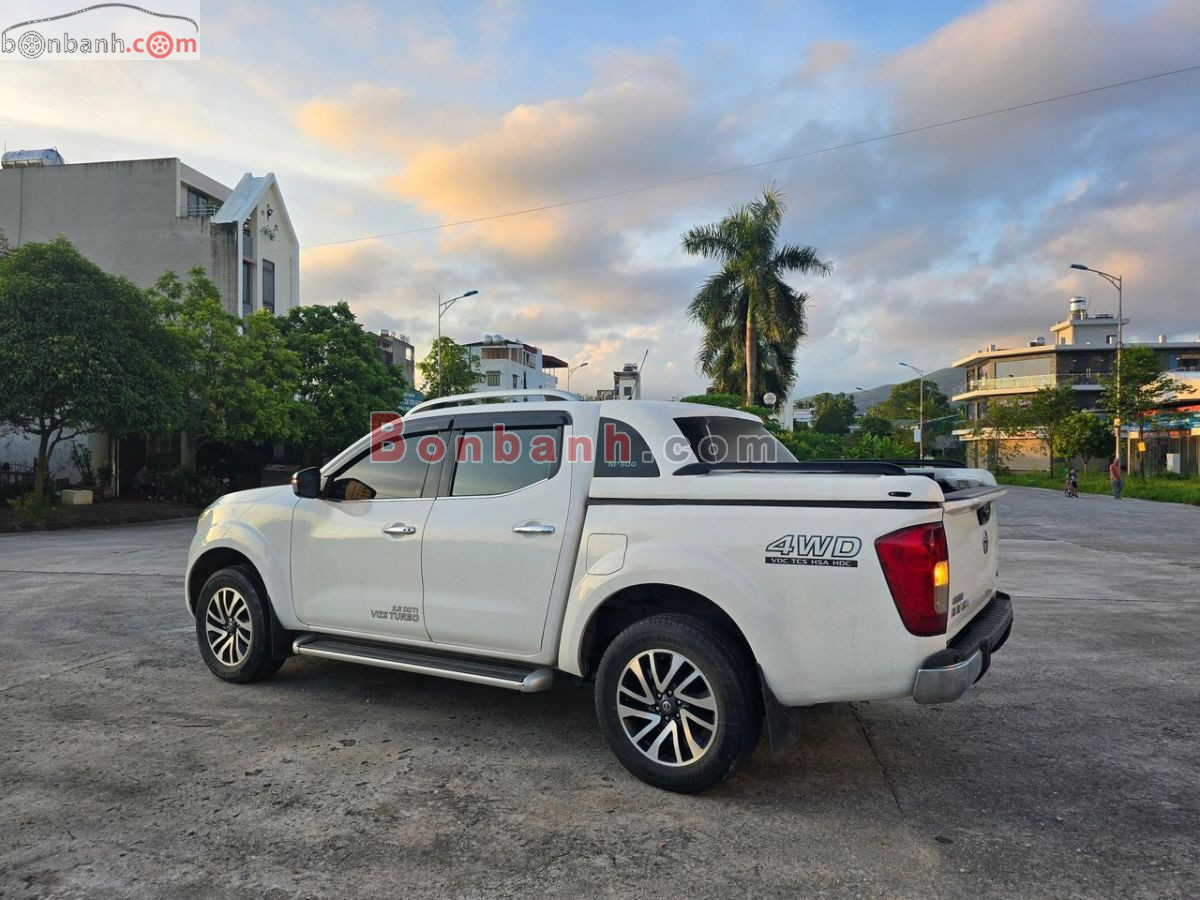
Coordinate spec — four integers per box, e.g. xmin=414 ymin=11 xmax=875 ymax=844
xmin=577 ymin=583 xmax=755 ymax=680
xmin=187 ymin=547 xmax=259 ymax=615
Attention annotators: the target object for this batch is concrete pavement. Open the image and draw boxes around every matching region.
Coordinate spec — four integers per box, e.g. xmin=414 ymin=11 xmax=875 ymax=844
xmin=0 ymin=488 xmax=1197 ymax=898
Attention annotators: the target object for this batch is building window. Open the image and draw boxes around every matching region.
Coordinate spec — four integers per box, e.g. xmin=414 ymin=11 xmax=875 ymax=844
xmin=185 ymin=187 xmax=217 ymax=216
xmin=623 ymin=386 xmax=632 ymax=397
xmin=262 ymin=260 xmax=275 ymax=313
xmin=481 ymin=347 xmax=507 ymax=360
xmin=486 ymin=371 xmax=500 ymax=387
xmin=512 ymin=374 xmax=520 ymax=388
xmin=241 ymin=262 xmax=254 ymax=317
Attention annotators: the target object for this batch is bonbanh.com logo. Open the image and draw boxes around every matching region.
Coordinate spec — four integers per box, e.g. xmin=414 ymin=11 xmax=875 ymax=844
xmin=0 ymin=2 xmax=200 ymax=60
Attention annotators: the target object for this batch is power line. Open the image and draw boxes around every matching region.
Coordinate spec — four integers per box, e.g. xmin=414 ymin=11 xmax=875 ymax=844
xmin=303 ymin=62 xmax=1200 ymax=250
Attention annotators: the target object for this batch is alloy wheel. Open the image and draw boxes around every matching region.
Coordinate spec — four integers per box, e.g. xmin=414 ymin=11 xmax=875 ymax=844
xmin=205 ymin=587 xmax=253 ymax=668
xmin=616 ymin=649 xmax=718 ymax=767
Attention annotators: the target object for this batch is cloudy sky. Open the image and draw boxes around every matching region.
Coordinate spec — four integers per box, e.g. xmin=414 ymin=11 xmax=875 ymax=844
xmin=2 ymin=0 xmax=1198 ymax=399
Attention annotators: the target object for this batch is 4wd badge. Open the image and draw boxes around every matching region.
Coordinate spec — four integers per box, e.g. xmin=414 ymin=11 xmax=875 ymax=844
xmin=765 ymin=534 xmax=862 ymax=567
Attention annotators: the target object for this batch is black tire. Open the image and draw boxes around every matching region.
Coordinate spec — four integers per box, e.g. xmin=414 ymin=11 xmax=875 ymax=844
xmin=595 ymin=613 xmax=762 ymax=793
xmin=195 ymin=565 xmax=284 ymax=684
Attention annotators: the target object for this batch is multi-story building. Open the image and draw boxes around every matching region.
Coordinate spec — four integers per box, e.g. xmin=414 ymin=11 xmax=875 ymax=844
xmin=612 ymin=362 xmax=642 ymax=400
xmin=0 ymin=149 xmax=301 ymax=486
xmin=375 ymin=329 xmax=416 ymax=388
xmin=0 ymin=150 xmax=299 ymax=316
xmin=465 ymin=335 xmax=568 ymax=392
xmin=953 ymin=296 xmax=1200 ymax=470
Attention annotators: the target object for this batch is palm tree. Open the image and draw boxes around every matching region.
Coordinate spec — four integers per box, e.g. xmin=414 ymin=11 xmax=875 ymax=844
xmin=682 ymin=187 xmax=830 ymax=406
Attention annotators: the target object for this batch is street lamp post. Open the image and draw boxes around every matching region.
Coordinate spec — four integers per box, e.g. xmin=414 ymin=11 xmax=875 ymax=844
xmin=566 ymin=361 xmax=588 ymax=391
xmin=435 ymin=289 xmax=478 ymax=396
xmin=1070 ymin=264 xmax=1124 ymax=468
xmin=899 ymin=362 xmax=925 ymax=459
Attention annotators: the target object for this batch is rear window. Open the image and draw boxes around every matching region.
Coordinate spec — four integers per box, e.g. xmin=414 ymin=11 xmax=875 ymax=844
xmin=674 ymin=416 xmax=796 ymax=465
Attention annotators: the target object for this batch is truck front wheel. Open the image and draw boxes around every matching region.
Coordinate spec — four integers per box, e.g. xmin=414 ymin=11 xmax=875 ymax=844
xmin=195 ymin=566 xmax=284 ymax=684
xmin=595 ymin=613 xmax=762 ymax=793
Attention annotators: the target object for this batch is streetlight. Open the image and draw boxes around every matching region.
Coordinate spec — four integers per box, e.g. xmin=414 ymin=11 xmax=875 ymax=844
xmin=435 ymin=289 xmax=478 ymax=395
xmin=566 ymin=361 xmax=589 ymax=391
xmin=899 ymin=362 xmax=925 ymax=459
xmin=1070 ymin=263 xmax=1124 ymax=467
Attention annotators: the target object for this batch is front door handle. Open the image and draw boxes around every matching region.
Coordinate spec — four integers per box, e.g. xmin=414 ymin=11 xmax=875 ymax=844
xmin=383 ymin=522 xmax=417 ymax=536
xmin=513 ymin=522 xmax=555 ymax=535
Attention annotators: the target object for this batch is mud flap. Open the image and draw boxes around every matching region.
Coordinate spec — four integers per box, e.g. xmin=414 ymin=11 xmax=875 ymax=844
xmin=759 ymin=666 xmax=805 ymax=757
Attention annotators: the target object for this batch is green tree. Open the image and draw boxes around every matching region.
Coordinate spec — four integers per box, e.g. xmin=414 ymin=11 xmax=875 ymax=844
xmin=1100 ymin=346 xmax=1184 ymax=475
xmin=970 ymin=398 xmax=1029 ymax=471
xmin=875 ymin=378 xmax=953 ymax=424
xmin=0 ymin=238 xmax=181 ymax=495
xmin=419 ymin=336 xmax=482 ymax=398
xmin=682 ymin=186 xmax=830 ymax=406
xmin=1027 ymin=382 xmax=1077 ymax=472
xmin=0 ymin=229 xmax=10 ymax=258
xmin=811 ymin=392 xmax=857 ymax=434
xmin=151 ymin=268 xmax=300 ymax=468
xmin=695 ymin=322 xmax=797 ymax=405
xmin=279 ymin=303 xmax=409 ymax=464
xmin=1058 ymin=411 xmax=1112 ymax=472
xmin=856 ymin=413 xmax=894 ymax=438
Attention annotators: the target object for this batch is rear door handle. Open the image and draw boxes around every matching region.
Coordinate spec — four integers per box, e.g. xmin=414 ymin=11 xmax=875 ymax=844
xmin=383 ymin=522 xmax=417 ymax=536
xmin=513 ymin=522 xmax=555 ymax=535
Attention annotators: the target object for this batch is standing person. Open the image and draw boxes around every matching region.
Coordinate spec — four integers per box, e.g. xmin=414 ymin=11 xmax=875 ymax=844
xmin=132 ymin=465 xmax=152 ymax=501
xmin=1109 ymin=456 xmax=1123 ymax=500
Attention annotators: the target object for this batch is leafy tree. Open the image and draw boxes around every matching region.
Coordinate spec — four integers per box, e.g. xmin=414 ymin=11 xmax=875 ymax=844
xmin=279 ymin=303 xmax=408 ymax=464
xmin=1027 ymin=382 xmax=1077 ymax=472
xmin=151 ymin=268 xmax=301 ymax=468
xmin=844 ymin=433 xmax=915 ymax=460
xmin=970 ymin=398 xmax=1029 ymax=471
xmin=0 ymin=229 xmax=10 ymax=258
xmin=875 ymin=378 xmax=953 ymax=425
xmin=419 ymin=336 xmax=482 ymax=398
xmin=1058 ymin=411 xmax=1113 ymax=472
xmin=1100 ymin=346 xmax=1184 ymax=475
xmin=682 ymin=186 xmax=830 ymax=405
xmin=856 ymin=413 xmax=895 ymax=438
xmin=811 ymin=392 xmax=857 ymax=434
xmin=695 ymin=321 xmax=797 ymax=406
xmin=0 ymin=238 xmax=181 ymax=495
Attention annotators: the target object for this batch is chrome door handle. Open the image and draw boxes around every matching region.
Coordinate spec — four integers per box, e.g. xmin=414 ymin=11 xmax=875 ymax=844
xmin=513 ymin=522 xmax=556 ymax=535
xmin=383 ymin=523 xmax=417 ymax=536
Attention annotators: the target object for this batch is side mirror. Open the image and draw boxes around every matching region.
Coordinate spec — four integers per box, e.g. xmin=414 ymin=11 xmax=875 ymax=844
xmin=291 ymin=467 xmax=322 ymax=499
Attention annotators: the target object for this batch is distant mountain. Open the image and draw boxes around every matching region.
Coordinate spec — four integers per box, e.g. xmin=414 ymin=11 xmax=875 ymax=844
xmin=797 ymin=366 xmax=964 ymax=413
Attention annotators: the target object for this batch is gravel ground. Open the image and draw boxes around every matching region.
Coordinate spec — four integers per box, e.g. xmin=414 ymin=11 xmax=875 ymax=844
xmin=0 ymin=486 xmax=1197 ymax=898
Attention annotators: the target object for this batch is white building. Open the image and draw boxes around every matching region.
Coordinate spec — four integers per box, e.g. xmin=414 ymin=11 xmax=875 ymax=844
xmin=0 ymin=151 xmax=299 ymax=316
xmin=612 ymin=363 xmax=642 ymax=400
xmin=465 ymin=336 xmax=568 ymax=392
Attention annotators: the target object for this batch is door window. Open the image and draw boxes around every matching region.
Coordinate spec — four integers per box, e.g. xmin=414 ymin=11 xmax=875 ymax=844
xmin=329 ymin=438 xmax=436 ymax=501
xmin=450 ymin=426 xmax=560 ymax=497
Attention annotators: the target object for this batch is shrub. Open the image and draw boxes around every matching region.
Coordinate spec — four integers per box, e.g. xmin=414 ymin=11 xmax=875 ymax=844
xmin=7 ymin=491 xmax=54 ymax=523
xmin=160 ymin=467 xmax=226 ymax=507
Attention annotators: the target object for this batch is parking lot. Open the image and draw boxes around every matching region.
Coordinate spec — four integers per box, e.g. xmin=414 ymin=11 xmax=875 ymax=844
xmin=1 ymin=486 xmax=1197 ymax=898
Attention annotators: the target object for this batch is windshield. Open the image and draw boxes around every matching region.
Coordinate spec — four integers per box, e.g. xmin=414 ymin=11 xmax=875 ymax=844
xmin=674 ymin=416 xmax=797 ymax=465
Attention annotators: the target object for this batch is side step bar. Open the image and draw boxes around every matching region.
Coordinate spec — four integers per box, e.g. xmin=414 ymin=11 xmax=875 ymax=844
xmin=292 ymin=635 xmax=554 ymax=693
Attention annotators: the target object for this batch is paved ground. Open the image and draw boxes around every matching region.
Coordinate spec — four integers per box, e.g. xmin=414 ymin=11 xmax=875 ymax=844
xmin=0 ymin=487 xmax=1197 ymax=898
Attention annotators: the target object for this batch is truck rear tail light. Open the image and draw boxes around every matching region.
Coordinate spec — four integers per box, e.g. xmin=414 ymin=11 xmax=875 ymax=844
xmin=875 ymin=523 xmax=949 ymax=636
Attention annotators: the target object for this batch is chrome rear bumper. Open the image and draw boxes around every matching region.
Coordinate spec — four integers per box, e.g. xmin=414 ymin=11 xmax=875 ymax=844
xmin=913 ymin=592 xmax=1012 ymax=705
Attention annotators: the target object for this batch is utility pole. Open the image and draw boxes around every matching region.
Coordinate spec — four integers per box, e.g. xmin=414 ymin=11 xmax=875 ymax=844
xmin=434 ymin=289 xmax=478 ymax=396
xmin=899 ymin=362 xmax=925 ymax=459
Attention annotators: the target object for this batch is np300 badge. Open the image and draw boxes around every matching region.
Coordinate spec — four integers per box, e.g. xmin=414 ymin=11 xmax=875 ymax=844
xmin=765 ymin=534 xmax=862 ymax=567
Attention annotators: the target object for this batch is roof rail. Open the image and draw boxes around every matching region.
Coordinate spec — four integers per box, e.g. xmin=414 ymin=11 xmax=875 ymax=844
xmin=407 ymin=389 xmax=580 ymax=416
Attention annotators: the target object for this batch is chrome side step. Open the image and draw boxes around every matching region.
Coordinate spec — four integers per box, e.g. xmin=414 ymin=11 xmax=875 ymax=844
xmin=292 ymin=635 xmax=554 ymax=693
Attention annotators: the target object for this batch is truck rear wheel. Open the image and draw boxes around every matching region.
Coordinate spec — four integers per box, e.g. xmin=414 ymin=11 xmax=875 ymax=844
xmin=595 ymin=613 xmax=762 ymax=793
xmin=195 ymin=566 xmax=284 ymax=684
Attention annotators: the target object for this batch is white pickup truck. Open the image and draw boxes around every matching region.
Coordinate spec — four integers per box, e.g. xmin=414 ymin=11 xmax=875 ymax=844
xmin=186 ymin=390 xmax=1012 ymax=792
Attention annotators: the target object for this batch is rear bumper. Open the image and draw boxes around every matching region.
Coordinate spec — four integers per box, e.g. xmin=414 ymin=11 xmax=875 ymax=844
xmin=912 ymin=592 xmax=1013 ymax=704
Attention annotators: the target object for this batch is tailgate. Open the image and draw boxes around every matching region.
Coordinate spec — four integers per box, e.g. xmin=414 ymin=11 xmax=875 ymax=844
xmin=942 ymin=486 xmax=1004 ymax=635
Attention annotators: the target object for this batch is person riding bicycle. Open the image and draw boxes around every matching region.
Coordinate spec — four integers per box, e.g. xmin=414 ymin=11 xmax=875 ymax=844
xmin=1065 ymin=467 xmax=1079 ymax=498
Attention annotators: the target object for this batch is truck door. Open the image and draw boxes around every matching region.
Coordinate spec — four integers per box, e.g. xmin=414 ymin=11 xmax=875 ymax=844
xmin=290 ymin=422 xmax=448 ymax=641
xmin=420 ymin=411 xmax=571 ymax=655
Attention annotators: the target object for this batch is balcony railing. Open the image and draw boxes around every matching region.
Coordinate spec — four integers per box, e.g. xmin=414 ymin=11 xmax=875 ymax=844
xmin=180 ymin=202 xmax=222 ymax=218
xmin=957 ymin=373 xmax=1102 ymax=395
